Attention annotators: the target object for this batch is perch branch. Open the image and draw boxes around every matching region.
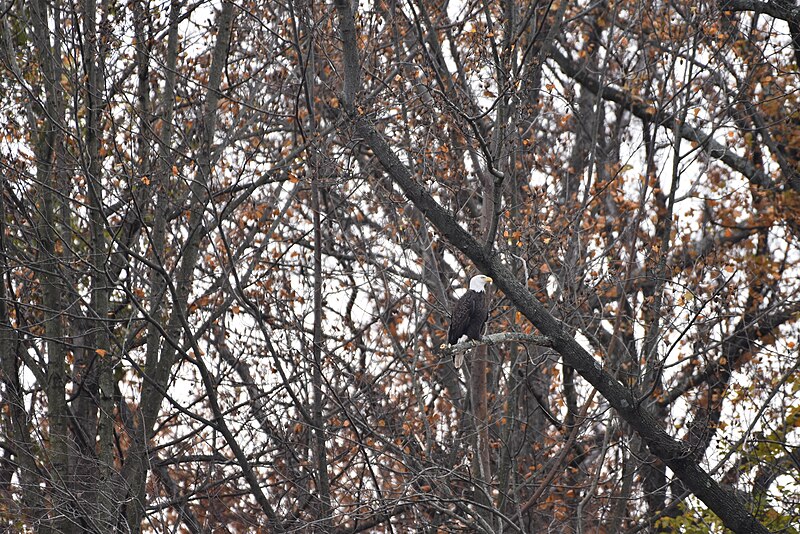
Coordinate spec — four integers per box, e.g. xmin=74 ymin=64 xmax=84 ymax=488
xmin=437 ymin=332 xmax=553 ymax=356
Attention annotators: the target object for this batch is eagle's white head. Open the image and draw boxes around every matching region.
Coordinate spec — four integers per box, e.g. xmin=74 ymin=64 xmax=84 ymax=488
xmin=469 ymin=274 xmax=493 ymax=292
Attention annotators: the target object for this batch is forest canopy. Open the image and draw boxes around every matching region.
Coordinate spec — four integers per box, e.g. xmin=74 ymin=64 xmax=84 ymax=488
xmin=1 ymin=0 xmax=799 ymax=532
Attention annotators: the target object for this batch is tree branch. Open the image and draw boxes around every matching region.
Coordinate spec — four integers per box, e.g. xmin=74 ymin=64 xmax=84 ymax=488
xmin=437 ymin=332 xmax=553 ymax=356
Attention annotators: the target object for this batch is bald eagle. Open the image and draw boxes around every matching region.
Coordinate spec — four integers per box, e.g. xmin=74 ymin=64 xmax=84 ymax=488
xmin=448 ymin=274 xmax=492 ymax=368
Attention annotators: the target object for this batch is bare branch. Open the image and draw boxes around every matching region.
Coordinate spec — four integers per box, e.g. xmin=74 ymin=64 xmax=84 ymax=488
xmin=437 ymin=332 xmax=553 ymax=356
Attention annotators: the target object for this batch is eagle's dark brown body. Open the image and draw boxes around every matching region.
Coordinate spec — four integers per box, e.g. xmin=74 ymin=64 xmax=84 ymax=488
xmin=448 ymin=289 xmax=489 ymax=345
xmin=447 ymin=275 xmax=492 ymax=368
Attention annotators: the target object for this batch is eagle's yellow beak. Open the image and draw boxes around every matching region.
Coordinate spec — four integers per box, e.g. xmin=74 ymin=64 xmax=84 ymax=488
xmin=485 ymin=276 xmax=493 ymax=284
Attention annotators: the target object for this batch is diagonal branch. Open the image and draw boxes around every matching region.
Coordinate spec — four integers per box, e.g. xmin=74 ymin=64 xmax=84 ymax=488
xmin=350 ymin=114 xmax=770 ymax=534
xmin=548 ymin=49 xmax=780 ymax=192
xmin=332 ymin=3 xmax=772 ymax=532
